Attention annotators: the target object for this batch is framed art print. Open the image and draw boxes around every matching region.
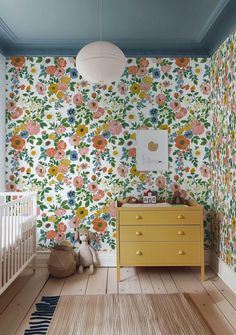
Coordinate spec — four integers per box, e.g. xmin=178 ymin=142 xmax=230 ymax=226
xmin=136 ymin=129 xmax=168 ymax=171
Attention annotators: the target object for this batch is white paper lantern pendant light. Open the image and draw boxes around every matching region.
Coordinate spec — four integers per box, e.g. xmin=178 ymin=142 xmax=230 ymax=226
xmin=76 ymin=0 xmax=126 ymax=84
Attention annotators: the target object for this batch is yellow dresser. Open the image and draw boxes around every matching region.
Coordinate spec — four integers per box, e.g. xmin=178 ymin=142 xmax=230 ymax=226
xmin=116 ymin=200 xmax=204 ymax=281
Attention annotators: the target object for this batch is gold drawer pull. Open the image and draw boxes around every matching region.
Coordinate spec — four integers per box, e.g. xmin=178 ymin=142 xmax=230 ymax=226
xmin=177 ymin=215 xmax=185 ymax=219
xmin=178 ymin=250 xmax=185 ymax=255
xmin=177 ymin=231 xmax=185 ymax=235
xmin=136 ymin=251 xmax=143 ymax=256
xmin=135 ymin=215 xmax=142 ymax=220
xmin=136 ymin=231 xmax=142 ymax=236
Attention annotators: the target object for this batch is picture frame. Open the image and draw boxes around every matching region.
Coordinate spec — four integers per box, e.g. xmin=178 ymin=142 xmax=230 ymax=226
xmin=136 ymin=129 xmax=168 ymax=171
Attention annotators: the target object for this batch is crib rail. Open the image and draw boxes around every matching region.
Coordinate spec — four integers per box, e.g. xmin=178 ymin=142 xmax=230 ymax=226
xmin=0 ymin=192 xmax=37 ymax=295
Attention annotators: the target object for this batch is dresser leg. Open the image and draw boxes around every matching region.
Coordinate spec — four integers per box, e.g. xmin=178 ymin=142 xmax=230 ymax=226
xmin=200 ymin=265 xmax=205 ymax=281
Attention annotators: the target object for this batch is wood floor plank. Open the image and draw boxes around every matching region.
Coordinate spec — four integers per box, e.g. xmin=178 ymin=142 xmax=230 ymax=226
xmin=159 ymin=268 xmax=179 ymax=294
xmin=0 ymin=267 xmax=33 ymax=315
xmin=0 ymin=268 xmax=49 ymax=335
xmin=149 ymin=268 xmax=167 ymax=294
xmin=137 ymin=267 xmax=154 ymax=294
xmin=107 ymin=268 xmax=118 ymax=294
xmin=61 ymin=271 xmax=89 ymax=295
xmin=119 ymin=267 xmax=141 ymax=294
xmin=171 ymin=267 xmax=236 ymax=335
xmin=15 ymin=275 xmax=65 ymax=335
xmin=86 ymin=268 xmax=108 ymax=295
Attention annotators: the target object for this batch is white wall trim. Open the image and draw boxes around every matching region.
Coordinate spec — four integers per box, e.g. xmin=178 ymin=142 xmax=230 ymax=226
xmin=36 ymin=249 xmax=210 ymax=268
xmin=209 ymin=251 xmax=236 ymax=294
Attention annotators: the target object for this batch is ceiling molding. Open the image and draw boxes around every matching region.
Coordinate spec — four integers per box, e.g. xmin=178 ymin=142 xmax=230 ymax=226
xmin=0 ymin=17 xmax=17 ymax=42
xmin=197 ymin=0 xmax=229 ymax=42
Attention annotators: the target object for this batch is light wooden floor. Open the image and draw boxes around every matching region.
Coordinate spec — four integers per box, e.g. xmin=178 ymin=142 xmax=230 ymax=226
xmin=0 ymin=266 xmax=236 ymax=335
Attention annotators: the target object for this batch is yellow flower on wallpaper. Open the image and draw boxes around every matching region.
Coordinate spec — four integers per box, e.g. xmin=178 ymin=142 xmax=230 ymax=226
xmin=159 ymin=124 xmax=171 ymax=133
xmin=76 ymin=125 xmax=88 ymax=137
xmin=48 ymin=133 xmax=56 ymax=140
xmin=76 ymin=207 xmax=88 ymax=219
xmin=61 ymin=159 xmax=71 ymax=166
xmin=143 ymin=76 xmax=153 ymax=85
xmin=139 ymin=91 xmax=146 ymax=99
xmin=48 ymin=215 xmax=56 ymax=222
xmin=48 ymin=83 xmax=58 ymax=94
xmin=60 ymin=76 xmax=70 ymax=85
xmin=48 ymin=165 xmax=58 ymax=176
xmin=130 ymin=83 xmax=141 ymax=94
xmin=130 ymin=166 xmax=140 ymax=177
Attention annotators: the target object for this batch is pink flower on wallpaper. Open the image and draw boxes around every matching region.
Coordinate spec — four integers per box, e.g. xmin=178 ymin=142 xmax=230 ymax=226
xmin=176 ymin=107 xmax=188 ymax=119
xmin=128 ymin=65 xmax=138 ymax=75
xmin=57 ymin=140 xmax=67 ymax=150
xmin=56 ymin=125 xmax=66 ymax=134
xmin=140 ymin=58 xmax=149 ymax=67
xmin=58 ymin=165 xmax=69 ymax=173
xmin=170 ymin=100 xmax=181 ymax=111
xmin=11 ymin=107 xmax=23 ymax=119
xmin=54 ymin=232 xmax=65 ymax=242
xmin=140 ymin=82 xmax=151 ymax=91
xmin=58 ymin=83 xmax=68 ymax=91
xmin=161 ymin=64 xmax=171 ymax=73
xmin=191 ymin=120 xmax=205 ymax=135
xmin=6 ymin=100 xmax=16 ymax=111
xmin=87 ymin=99 xmax=98 ymax=111
xmin=46 ymin=148 xmax=56 ymax=157
xmin=128 ymin=148 xmax=136 ymax=157
xmin=73 ymin=176 xmax=84 ymax=188
xmin=180 ymin=189 xmax=188 ymax=199
xmin=170 ymin=183 xmax=180 ymax=193
xmin=93 ymin=189 xmax=105 ymax=201
xmin=117 ymin=83 xmax=128 ymax=95
xmin=6 ymin=183 xmax=17 ymax=192
xmin=46 ymin=65 xmax=56 ymax=75
xmin=36 ymin=165 xmax=46 ymax=177
xmin=55 ymin=149 xmax=66 ymax=160
xmin=108 ymin=202 xmax=116 ymax=218
xmin=69 ymin=217 xmax=80 ymax=229
xmin=200 ymin=82 xmax=211 ymax=95
xmin=57 ymin=57 xmax=67 ymax=68
xmin=55 ymin=208 xmax=66 ymax=217
xmin=108 ymin=120 xmax=122 ymax=135
xmin=55 ymin=67 xmax=65 ymax=77
xmin=73 ymin=93 xmax=83 ymax=106
xmin=80 ymin=163 xmax=88 ymax=170
xmin=200 ymin=164 xmax=210 ymax=178
xmin=26 ymin=121 xmax=40 ymax=135
xmin=79 ymin=147 xmax=89 ymax=155
xmin=156 ymin=93 xmax=166 ymax=106
xmin=137 ymin=67 xmax=147 ymax=77
xmin=156 ymin=176 xmax=166 ymax=189
xmin=117 ymin=165 xmax=128 ymax=177
xmin=69 ymin=134 xmax=81 ymax=146
xmin=93 ymin=107 xmax=105 ymax=119
xmin=63 ymin=177 xmax=71 ymax=185
xmin=88 ymin=182 xmax=98 ymax=193
xmin=35 ymin=83 xmax=46 ymax=95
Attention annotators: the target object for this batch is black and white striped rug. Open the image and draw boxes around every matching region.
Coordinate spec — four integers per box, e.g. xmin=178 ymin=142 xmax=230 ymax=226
xmin=24 ymin=296 xmax=60 ymax=335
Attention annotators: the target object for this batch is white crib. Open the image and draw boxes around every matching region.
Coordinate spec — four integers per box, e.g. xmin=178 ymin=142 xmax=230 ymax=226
xmin=0 ymin=192 xmax=37 ymax=295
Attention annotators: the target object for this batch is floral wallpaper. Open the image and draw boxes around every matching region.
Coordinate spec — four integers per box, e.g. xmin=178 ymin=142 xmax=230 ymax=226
xmin=5 ymin=56 xmax=211 ymax=251
xmin=211 ymin=30 xmax=236 ymax=271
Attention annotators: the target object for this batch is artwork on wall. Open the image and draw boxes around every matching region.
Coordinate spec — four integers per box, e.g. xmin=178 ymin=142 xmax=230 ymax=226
xmin=136 ymin=130 xmax=168 ymax=171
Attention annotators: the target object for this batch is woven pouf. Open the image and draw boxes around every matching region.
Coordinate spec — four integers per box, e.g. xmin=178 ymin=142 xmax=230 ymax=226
xmin=48 ymin=245 xmax=76 ymax=278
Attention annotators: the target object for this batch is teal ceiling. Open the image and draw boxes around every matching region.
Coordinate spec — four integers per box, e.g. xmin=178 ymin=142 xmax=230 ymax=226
xmin=0 ymin=0 xmax=235 ymax=56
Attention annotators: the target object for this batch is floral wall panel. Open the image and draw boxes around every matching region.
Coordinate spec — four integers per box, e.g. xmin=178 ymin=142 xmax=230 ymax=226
xmin=211 ymin=31 xmax=236 ymax=271
xmin=6 ymin=56 xmax=211 ymax=251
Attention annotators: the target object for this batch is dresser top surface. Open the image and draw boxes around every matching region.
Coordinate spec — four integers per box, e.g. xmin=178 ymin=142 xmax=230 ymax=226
xmin=116 ymin=200 xmax=202 ymax=212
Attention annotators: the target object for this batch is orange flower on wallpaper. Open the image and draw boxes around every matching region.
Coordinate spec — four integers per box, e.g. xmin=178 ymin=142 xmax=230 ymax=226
xmin=46 ymin=230 xmax=56 ymax=240
xmin=174 ymin=135 xmax=190 ymax=150
xmin=10 ymin=135 xmax=25 ymax=150
xmin=92 ymin=135 xmax=107 ymax=150
xmin=92 ymin=217 xmax=107 ymax=233
xmin=10 ymin=56 xmax=25 ymax=68
xmin=175 ymin=58 xmax=190 ymax=68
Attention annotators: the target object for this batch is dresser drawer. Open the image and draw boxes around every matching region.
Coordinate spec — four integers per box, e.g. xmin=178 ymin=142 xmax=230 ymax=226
xmin=120 ymin=242 xmax=201 ymax=266
xmin=119 ymin=225 xmax=200 ymax=242
xmin=119 ymin=210 xmax=200 ymax=225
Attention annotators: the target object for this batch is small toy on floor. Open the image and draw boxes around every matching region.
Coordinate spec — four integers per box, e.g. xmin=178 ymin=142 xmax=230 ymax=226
xmin=78 ymin=228 xmax=97 ymax=274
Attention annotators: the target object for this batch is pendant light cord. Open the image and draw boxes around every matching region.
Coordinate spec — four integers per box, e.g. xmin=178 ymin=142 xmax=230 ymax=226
xmin=100 ymin=0 xmax=103 ymax=41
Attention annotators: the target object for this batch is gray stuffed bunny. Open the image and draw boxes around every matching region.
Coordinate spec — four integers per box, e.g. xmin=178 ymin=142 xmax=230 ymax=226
xmin=78 ymin=228 xmax=97 ymax=274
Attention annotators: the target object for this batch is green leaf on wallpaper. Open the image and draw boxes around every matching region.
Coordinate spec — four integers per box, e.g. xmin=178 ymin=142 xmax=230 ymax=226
xmin=37 ymin=222 xmax=43 ymax=228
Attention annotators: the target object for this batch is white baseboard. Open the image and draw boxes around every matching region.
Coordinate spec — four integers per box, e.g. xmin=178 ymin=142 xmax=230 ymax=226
xmin=36 ymin=249 xmax=210 ymax=268
xmin=210 ymin=251 xmax=236 ymax=294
